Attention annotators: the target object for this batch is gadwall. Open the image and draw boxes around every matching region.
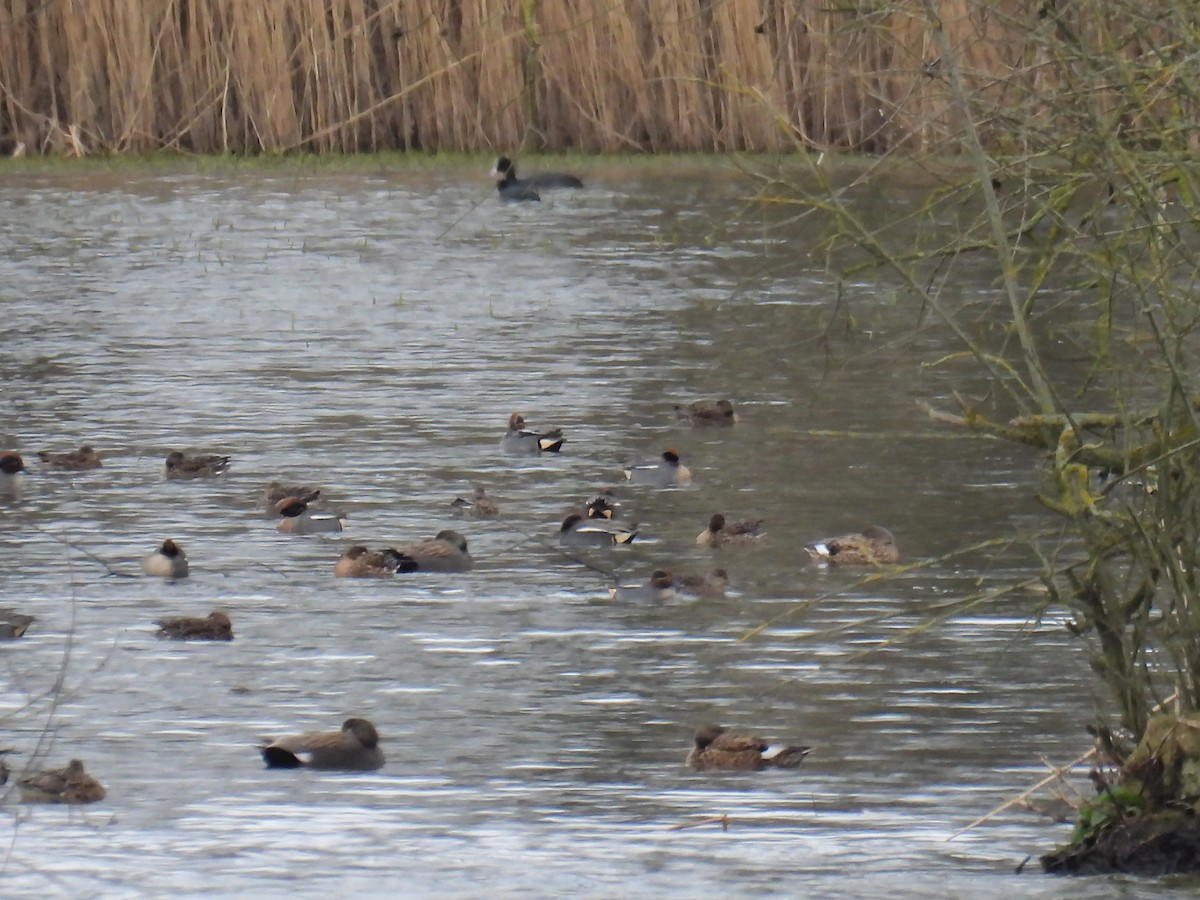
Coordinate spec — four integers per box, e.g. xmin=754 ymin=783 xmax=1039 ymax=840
xmin=20 ymin=759 xmax=107 ymax=803
xmin=143 ymin=539 xmax=189 ymax=578
xmin=500 ymin=413 xmax=564 ymax=455
xmin=492 ymin=156 xmax=583 ymax=190
xmin=584 ymin=488 xmax=620 ymax=520
xmin=334 ymin=545 xmax=400 ymax=578
xmin=696 ymin=514 xmax=764 ymax=548
xmin=559 ymin=513 xmax=637 ymax=547
xmin=673 ymin=568 xmax=729 ymax=599
xmin=274 ymin=496 xmax=346 ymax=535
xmin=0 ymin=452 xmax=27 ymax=496
xmin=674 ymin=399 xmax=737 ymax=427
xmin=155 ymin=610 xmax=233 ymax=641
xmin=165 ymin=450 xmax=230 ymax=479
xmin=262 ymin=482 xmax=321 ymax=514
xmin=804 ymin=525 xmax=899 ymax=566
xmin=0 ymin=608 xmax=35 ymax=639
xmin=37 ymin=445 xmax=102 ymax=470
xmin=451 ymin=486 xmax=500 ymax=519
xmin=261 ymin=717 xmax=385 ymax=771
xmin=623 ymin=449 xmax=691 ymax=486
xmin=609 ymin=570 xmax=675 ymax=602
xmin=686 ymin=724 xmax=812 ymax=772
xmin=386 ymin=530 xmax=473 ymax=573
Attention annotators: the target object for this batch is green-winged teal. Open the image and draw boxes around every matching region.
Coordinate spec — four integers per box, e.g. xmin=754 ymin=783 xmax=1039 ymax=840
xmin=143 ymin=539 xmax=189 ymax=578
xmin=451 ymin=486 xmax=500 ymax=519
xmin=37 ymin=445 xmax=102 ymax=470
xmin=674 ymin=399 xmax=737 ymax=427
xmin=501 ymin=412 xmax=564 ymax=454
xmin=335 ymin=546 xmax=399 ymax=578
xmin=560 ymin=513 xmax=637 ymax=547
xmin=0 ymin=452 xmax=27 ymax=496
xmin=623 ymin=449 xmax=691 ymax=486
xmin=165 ymin=450 xmax=230 ymax=479
xmin=274 ymin=496 xmax=346 ymax=535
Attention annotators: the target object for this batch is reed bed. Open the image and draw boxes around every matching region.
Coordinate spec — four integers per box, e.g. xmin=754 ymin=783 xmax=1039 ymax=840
xmin=0 ymin=0 xmax=1192 ymax=156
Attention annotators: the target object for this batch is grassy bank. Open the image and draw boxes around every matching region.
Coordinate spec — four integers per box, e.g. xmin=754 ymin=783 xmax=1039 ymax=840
xmin=3 ymin=0 xmax=1177 ymax=157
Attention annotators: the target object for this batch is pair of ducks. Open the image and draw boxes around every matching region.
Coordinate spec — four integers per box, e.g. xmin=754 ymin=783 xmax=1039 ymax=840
xmin=335 ymin=531 xmax=473 ymax=577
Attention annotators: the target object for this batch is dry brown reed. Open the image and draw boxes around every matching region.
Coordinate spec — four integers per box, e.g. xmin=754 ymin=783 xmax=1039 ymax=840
xmin=0 ymin=0 xmax=1191 ymax=156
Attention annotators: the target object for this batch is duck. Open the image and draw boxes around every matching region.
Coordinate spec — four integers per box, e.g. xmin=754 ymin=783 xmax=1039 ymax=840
xmin=0 ymin=452 xmax=27 ymax=496
xmin=261 ymin=717 xmax=385 ymax=771
xmin=491 ymin=156 xmax=583 ymax=190
xmin=274 ymin=496 xmax=346 ymax=535
xmin=143 ymin=539 xmax=189 ymax=578
xmin=559 ymin=513 xmax=637 ymax=547
xmin=37 ymin=445 xmax=103 ymax=470
xmin=155 ymin=610 xmax=233 ymax=641
xmin=262 ymin=482 xmax=321 ymax=514
xmin=0 ymin=608 xmax=35 ymax=639
xmin=696 ymin=514 xmax=764 ymax=548
xmin=492 ymin=162 xmax=541 ymax=202
xmin=685 ymin=723 xmax=812 ymax=772
xmin=804 ymin=525 xmax=899 ymax=566
xmin=19 ymin=759 xmax=107 ymax=803
xmin=334 ymin=545 xmax=400 ymax=578
xmin=584 ymin=488 xmax=620 ymax=520
xmin=451 ymin=486 xmax=500 ymax=519
xmin=385 ymin=530 xmax=473 ymax=573
xmin=609 ymin=570 xmax=675 ymax=602
xmin=623 ymin=449 xmax=691 ymax=486
xmin=500 ymin=412 xmax=564 ymax=455
xmin=674 ymin=399 xmax=737 ymax=427
xmin=165 ymin=450 xmax=230 ymax=479
xmin=673 ymin=568 xmax=729 ymax=599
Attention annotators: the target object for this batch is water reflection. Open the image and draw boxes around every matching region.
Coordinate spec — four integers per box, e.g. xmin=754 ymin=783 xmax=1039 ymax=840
xmin=0 ymin=161 xmax=1109 ymax=894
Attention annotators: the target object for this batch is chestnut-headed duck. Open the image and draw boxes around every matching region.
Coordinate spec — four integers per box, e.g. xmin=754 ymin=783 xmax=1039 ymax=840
xmin=165 ymin=450 xmax=230 ymax=479
xmin=0 ymin=452 xmax=27 ymax=496
xmin=674 ymin=399 xmax=737 ymax=427
xmin=334 ymin=546 xmax=399 ymax=578
xmin=261 ymin=717 xmax=384 ymax=771
xmin=155 ymin=610 xmax=233 ymax=641
xmin=609 ymin=570 xmax=675 ymax=602
xmin=674 ymin=568 xmax=729 ymax=599
xmin=143 ymin=539 xmax=189 ymax=578
xmin=686 ymin=724 xmax=812 ymax=772
xmin=19 ymin=759 xmax=106 ymax=803
xmin=262 ymin=482 xmax=321 ymax=513
xmin=696 ymin=514 xmax=765 ymax=548
xmin=451 ymin=486 xmax=500 ymax=519
xmin=500 ymin=413 xmax=564 ymax=455
xmin=804 ymin=525 xmax=899 ymax=566
xmin=0 ymin=608 xmax=35 ymax=639
xmin=274 ymin=496 xmax=346 ymax=535
xmin=492 ymin=156 xmax=583 ymax=190
xmin=623 ymin=449 xmax=691 ymax=486
xmin=559 ymin=513 xmax=637 ymax=547
xmin=37 ymin=445 xmax=102 ymax=470
xmin=386 ymin=530 xmax=473 ymax=573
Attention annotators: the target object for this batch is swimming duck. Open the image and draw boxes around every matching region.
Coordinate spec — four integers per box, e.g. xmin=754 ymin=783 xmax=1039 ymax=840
xmin=0 ymin=608 xmax=35 ymax=639
xmin=155 ymin=610 xmax=233 ymax=641
xmin=559 ymin=513 xmax=637 ymax=547
xmin=673 ymin=568 xmax=729 ymax=599
xmin=37 ymin=445 xmax=103 ymax=470
xmin=262 ymin=482 xmax=321 ymax=513
xmin=274 ymin=496 xmax=346 ymax=535
xmin=261 ymin=717 xmax=385 ymax=771
xmin=19 ymin=759 xmax=107 ymax=803
xmin=500 ymin=413 xmax=565 ymax=454
xmin=451 ymin=486 xmax=500 ymax=519
xmin=0 ymin=452 xmax=27 ymax=496
xmin=386 ymin=530 xmax=473 ymax=573
xmin=492 ymin=156 xmax=583 ymax=190
xmin=674 ymin=399 xmax=737 ymax=427
xmin=492 ymin=163 xmax=541 ymax=202
xmin=165 ymin=450 xmax=230 ymax=479
xmin=804 ymin=525 xmax=899 ymax=566
xmin=609 ymin=570 xmax=675 ymax=602
xmin=584 ymin=488 xmax=620 ymax=520
xmin=143 ymin=539 xmax=189 ymax=578
xmin=622 ymin=449 xmax=691 ymax=486
xmin=696 ymin=514 xmax=764 ymax=548
xmin=334 ymin=545 xmax=400 ymax=578
xmin=685 ymin=724 xmax=812 ymax=772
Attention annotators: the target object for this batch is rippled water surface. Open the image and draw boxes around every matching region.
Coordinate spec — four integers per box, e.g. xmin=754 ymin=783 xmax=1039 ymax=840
xmin=0 ymin=160 xmax=1158 ymax=896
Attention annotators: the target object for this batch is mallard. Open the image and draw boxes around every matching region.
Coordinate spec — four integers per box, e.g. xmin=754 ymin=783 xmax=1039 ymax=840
xmin=686 ymin=724 xmax=811 ymax=772
xmin=261 ymin=717 xmax=385 ymax=771
xmin=155 ymin=610 xmax=233 ymax=641
xmin=804 ymin=525 xmax=899 ymax=566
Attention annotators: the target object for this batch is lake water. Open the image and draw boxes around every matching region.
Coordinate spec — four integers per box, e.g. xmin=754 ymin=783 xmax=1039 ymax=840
xmin=0 ymin=158 xmax=1160 ymax=896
